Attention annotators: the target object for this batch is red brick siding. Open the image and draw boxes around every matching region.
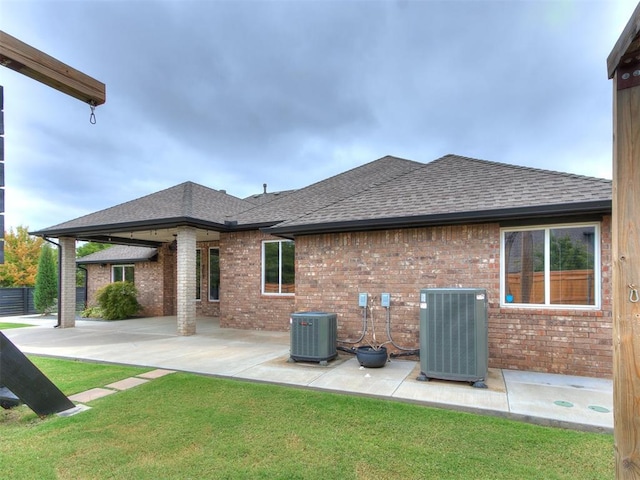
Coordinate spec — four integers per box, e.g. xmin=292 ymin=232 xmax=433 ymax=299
xmin=219 ymin=231 xmax=295 ymax=330
xmin=294 ymin=219 xmax=612 ymax=378
xmin=84 ymin=252 xmax=166 ymax=317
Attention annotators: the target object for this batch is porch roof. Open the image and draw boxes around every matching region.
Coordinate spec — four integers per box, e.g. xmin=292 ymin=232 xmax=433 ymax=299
xmin=76 ymin=245 xmax=157 ymax=264
xmin=31 ymin=182 xmax=256 ymax=244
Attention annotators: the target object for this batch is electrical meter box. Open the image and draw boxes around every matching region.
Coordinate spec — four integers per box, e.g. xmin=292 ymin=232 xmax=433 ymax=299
xmin=380 ymin=293 xmax=391 ymax=307
xmin=358 ymin=293 xmax=368 ymax=307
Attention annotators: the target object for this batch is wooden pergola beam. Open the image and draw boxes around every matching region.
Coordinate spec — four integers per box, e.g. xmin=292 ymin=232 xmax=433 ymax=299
xmin=0 ymin=30 xmax=105 ymax=106
xmin=608 ymin=3 xmax=640 ymax=479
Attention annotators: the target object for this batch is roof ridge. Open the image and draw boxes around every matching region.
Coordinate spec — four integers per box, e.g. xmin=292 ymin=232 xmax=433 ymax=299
xmin=437 ymin=154 xmax=611 ymax=183
xmin=270 ymin=156 xmax=427 ymax=226
xmin=182 ymin=182 xmax=194 ymax=216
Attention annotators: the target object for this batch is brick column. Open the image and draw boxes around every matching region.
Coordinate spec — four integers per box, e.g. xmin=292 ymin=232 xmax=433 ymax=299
xmin=176 ymin=226 xmax=196 ymax=335
xmin=59 ymin=237 xmax=76 ymax=328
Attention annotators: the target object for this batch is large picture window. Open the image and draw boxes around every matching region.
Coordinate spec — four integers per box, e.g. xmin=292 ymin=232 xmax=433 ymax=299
xmin=112 ymin=265 xmax=134 ymax=283
xmin=209 ymin=248 xmax=220 ymax=301
xmin=262 ymin=240 xmax=295 ymax=295
xmin=501 ymin=224 xmax=599 ymax=307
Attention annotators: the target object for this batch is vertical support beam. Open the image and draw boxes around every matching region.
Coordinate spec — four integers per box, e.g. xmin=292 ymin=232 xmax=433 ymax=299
xmin=612 ymin=72 xmax=640 ymax=479
xmin=608 ymin=7 xmax=640 ymax=477
xmin=176 ymin=226 xmax=196 ymax=335
xmin=58 ymin=237 xmax=76 ymax=328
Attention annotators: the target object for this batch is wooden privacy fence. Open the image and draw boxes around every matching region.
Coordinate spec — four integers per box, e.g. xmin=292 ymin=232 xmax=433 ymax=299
xmin=506 ymin=269 xmax=595 ymax=305
xmin=0 ymin=287 xmax=86 ymax=316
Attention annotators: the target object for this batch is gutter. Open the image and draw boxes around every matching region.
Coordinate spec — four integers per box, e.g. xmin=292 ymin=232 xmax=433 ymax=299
xmin=29 ymin=216 xmax=232 ymax=238
xmin=263 ymin=200 xmax=612 ymax=236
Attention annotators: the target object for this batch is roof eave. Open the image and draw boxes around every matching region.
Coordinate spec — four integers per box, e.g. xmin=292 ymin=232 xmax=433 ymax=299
xmin=77 ymin=255 xmax=157 ymax=265
xmin=263 ymin=201 xmax=612 ymax=236
xmin=30 ymin=216 xmax=232 ymax=238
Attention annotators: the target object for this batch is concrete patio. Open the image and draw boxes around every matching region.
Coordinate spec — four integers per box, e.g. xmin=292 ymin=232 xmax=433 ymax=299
xmin=0 ymin=315 xmax=613 ymax=433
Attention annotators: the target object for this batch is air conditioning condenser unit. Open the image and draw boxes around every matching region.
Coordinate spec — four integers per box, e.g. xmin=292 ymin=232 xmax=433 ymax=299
xmin=417 ymin=288 xmax=488 ymax=388
xmin=289 ymin=312 xmax=337 ymax=365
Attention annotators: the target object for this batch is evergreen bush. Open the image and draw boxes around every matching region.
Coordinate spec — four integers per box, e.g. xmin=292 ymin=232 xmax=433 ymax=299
xmin=33 ymin=244 xmax=58 ymax=314
xmin=96 ymin=281 xmax=142 ymax=320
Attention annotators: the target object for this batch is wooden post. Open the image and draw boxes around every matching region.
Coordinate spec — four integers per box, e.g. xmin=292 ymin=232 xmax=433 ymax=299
xmin=608 ymin=4 xmax=640 ymax=479
xmin=0 ymin=30 xmax=105 ymax=106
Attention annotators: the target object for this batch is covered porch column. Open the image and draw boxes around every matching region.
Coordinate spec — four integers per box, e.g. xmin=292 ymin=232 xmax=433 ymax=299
xmin=176 ymin=226 xmax=196 ymax=335
xmin=58 ymin=236 xmax=76 ymax=328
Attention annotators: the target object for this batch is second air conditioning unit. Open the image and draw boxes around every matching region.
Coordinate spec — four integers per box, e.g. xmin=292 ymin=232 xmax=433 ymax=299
xmin=418 ymin=288 xmax=488 ymax=388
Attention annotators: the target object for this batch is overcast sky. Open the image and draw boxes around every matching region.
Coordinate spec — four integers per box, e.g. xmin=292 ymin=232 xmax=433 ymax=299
xmin=1 ymin=0 xmax=637 ymax=233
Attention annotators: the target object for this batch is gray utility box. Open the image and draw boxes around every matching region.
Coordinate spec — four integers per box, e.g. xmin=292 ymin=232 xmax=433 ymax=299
xmin=290 ymin=312 xmax=337 ymax=365
xmin=418 ymin=288 xmax=488 ymax=387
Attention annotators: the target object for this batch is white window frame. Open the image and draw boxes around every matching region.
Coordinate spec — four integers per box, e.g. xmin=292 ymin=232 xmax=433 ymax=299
xmin=112 ymin=264 xmax=134 ymax=283
xmin=209 ymin=247 xmax=220 ymax=302
xmin=500 ymin=222 xmax=600 ymax=309
xmin=261 ymin=240 xmax=295 ymax=296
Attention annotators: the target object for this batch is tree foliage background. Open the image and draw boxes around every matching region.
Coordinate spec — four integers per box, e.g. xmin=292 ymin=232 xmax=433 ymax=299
xmin=76 ymin=242 xmax=111 ymax=258
xmin=0 ymin=226 xmax=45 ymax=287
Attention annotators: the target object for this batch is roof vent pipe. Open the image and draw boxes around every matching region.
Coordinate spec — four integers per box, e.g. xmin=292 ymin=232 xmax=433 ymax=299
xmin=263 ymin=183 xmax=267 ymax=194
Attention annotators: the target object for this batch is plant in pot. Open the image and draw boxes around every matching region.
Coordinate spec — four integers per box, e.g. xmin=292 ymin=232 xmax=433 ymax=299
xmin=356 ymin=306 xmax=390 ymax=368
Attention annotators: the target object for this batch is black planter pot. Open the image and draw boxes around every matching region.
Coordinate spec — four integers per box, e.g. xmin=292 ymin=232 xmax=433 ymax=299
xmin=356 ymin=346 xmax=388 ymax=368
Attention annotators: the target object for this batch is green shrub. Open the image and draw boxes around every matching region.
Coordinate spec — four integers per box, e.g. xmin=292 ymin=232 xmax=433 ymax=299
xmin=95 ymin=281 xmax=142 ymax=320
xmin=80 ymin=306 xmax=104 ymax=318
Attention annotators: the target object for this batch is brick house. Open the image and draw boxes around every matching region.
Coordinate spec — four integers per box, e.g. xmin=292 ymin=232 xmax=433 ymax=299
xmin=33 ymin=155 xmax=613 ymax=378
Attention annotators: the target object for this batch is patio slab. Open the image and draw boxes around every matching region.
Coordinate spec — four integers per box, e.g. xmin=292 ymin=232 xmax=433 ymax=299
xmin=0 ymin=315 xmax=614 ymax=432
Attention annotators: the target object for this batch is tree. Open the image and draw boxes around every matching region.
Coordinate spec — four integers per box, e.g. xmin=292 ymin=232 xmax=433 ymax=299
xmin=76 ymin=242 xmax=111 ymax=258
xmin=34 ymin=244 xmax=58 ymax=314
xmin=0 ymin=226 xmax=44 ymax=287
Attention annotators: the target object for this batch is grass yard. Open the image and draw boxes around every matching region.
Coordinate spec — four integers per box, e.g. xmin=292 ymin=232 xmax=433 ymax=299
xmin=1 ymin=357 xmax=613 ymax=480
xmin=0 ymin=322 xmax=36 ymax=329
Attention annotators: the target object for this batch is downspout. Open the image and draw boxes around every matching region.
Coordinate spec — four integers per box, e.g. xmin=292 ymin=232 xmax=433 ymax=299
xmin=44 ymin=237 xmax=61 ymax=328
xmin=78 ymin=265 xmax=88 ymax=310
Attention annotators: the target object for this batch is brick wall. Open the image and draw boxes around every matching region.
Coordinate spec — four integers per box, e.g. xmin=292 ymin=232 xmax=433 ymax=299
xmin=294 ymin=219 xmax=612 ymax=378
xmin=85 ymin=241 xmax=221 ymax=318
xmin=219 ymin=230 xmax=295 ymax=330
xmin=84 ymin=249 xmax=168 ymax=317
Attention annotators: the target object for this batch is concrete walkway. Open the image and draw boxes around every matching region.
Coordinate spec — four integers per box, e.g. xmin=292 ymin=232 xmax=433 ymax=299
xmin=1 ymin=315 xmax=613 ymax=433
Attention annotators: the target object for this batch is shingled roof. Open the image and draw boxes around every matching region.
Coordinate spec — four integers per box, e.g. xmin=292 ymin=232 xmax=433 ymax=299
xmin=264 ymin=155 xmax=612 ymax=235
xmin=76 ymin=245 xmax=157 ymax=264
xmin=31 ymin=154 xmax=612 ymax=241
xmin=233 ymin=155 xmax=425 ymax=227
xmin=32 ymin=181 xmax=255 ymax=238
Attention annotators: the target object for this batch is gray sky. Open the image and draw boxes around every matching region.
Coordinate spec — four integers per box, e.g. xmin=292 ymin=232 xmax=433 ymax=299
xmin=1 ymin=0 xmax=636 ymax=232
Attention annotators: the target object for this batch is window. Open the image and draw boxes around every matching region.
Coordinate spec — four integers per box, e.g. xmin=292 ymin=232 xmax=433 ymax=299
xmin=112 ymin=265 xmax=134 ymax=283
xmin=501 ymin=224 xmax=599 ymax=307
xmin=262 ymin=240 xmax=295 ymax=295
xmin=196 ymin=249 xmax=202 ymax=301
xmin=209 ymin=248 xmax=220 ymax=301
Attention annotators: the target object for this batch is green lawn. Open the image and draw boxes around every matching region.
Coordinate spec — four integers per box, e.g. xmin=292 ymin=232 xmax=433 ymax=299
xmin=1 ymin=357 xmax=614 ymax=480
xmin=0 ymin=322 xmax=36 ymax=329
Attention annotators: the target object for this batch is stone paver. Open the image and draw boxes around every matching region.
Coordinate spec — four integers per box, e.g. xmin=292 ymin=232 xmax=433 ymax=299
xmin=68 ymin=388 xmax=116 ymax=403
xmin=105 ymin=377 xmax=149 ymax=391
xmin=137 ymin=369 xmax=176 ymax=379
